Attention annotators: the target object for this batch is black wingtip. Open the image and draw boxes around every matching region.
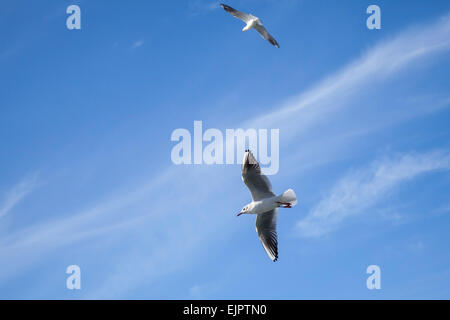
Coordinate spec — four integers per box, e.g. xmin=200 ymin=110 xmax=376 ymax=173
xmin=221 ymin=3 xmax=235 ymax=13
xmin=270 ymin=39 xmax=280 ymax=48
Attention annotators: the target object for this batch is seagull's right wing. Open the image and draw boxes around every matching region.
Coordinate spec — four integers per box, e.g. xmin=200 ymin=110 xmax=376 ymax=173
xmin=256 ymin=209 xmax=278 ymax=262
xmin=254 ymin=24 xmax=280 ymax=48
xmin=242 ymin=150 xmax=275 ymax=201
xmin=220 ymin=4 xmax=253 ymax=23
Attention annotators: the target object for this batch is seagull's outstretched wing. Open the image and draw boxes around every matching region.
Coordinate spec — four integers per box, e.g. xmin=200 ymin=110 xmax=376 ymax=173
xmin=220 ymin=3 xmax=253 ymax=23
xmin=242 ymin=150 xmax=275 ymax=201
xmin=254 ymin=24 xmax=280 ymax=48
xmin=256 ymin=209 xmax=278 ymax=262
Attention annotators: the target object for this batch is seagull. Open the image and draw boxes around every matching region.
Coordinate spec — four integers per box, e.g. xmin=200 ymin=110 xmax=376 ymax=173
xmin=238 ymin=150 xmax=297 ymax=262
xmin=220 ymin=3 xmax=280 ymax=48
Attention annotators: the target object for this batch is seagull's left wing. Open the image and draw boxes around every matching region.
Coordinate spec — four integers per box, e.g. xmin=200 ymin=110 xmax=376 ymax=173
xmin=254 ymin=23 xmax=280 ymax=48
xmin=256 ymin=209 xmax=278 ymax=262
xmin=220 ymin=4 xmax=253 ymax=23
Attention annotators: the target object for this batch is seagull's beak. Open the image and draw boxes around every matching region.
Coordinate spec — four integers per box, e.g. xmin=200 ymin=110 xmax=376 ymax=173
xmin=237 ymin=212 xmax=243 ymax=216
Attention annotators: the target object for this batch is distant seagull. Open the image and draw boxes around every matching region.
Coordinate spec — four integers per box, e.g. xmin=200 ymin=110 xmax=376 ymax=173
xmin=238 ymin=150 xmax=297 ymax=261
xmin=220 ymin=3 xmax=280 ymax=48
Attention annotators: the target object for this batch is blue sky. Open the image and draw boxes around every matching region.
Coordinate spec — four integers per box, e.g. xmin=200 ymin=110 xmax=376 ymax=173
xmin=1 ymin=0 xmax=450 ymax=299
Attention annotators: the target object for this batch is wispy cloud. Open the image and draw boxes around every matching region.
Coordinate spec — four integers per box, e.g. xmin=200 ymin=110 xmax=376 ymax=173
xmin=247 ymin=15 xmax=450 ymax=134
xmin=296 ymin=152 xmax=450 ymax=238
xmin=0 ymin=168 xmax=174 ymax=251
xmin=188 ymin=1 xmax=220 ymax=16
xmin=0 ymin=165 xmax=231 ymax=296
xmin=132 ymin=40 xmax=145 ymax=49
xmin=0 ymin=174 xmax=39 ymax=218
xmin=189 ymin=283 xmax=219 ymax=299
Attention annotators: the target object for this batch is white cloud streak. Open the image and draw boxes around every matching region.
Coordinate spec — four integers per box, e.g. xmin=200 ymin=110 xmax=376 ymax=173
xmin=296 ymin=152 xmax=450 ymax=238
xmin=0 ymin=174 xmax=38 ymax=218
xmin=246 ymin=15 xmax=450 ymax=135
xmin=132 ymin=40 xmax=145 ymax=49
xmin=0 ymin=166 xmax=231 ymax=296
xmin=188 ymin=1 xmax=220 ymax=15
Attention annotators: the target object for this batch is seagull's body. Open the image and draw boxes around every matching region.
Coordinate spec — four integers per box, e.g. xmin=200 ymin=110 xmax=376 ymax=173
xmin=238 ymin=150 xmax=297 ymax=261
xmin=220 ymin=4 xmax=280 ymax=48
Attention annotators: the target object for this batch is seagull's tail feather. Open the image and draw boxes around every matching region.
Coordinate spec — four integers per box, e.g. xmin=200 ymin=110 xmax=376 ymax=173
xmin=278 ymin=189 xmax=298 ymax=206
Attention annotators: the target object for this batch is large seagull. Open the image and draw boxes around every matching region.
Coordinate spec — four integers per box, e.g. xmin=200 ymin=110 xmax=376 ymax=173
xmin=220 ymin=3 xmax=280 ymax=48
xmin=237 ymin=150 xmax=298 ymax=261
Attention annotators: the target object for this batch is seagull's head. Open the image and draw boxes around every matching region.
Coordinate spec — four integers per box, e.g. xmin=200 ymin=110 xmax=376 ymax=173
xmin=237 ymin=203 xmax=254 ymax=216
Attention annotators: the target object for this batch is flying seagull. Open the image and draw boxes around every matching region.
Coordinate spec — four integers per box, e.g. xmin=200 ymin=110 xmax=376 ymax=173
xmin=238 ymin=150 xmax=297 ymax=261
xmin=220 ymin=3 xmax=280 ymax=48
